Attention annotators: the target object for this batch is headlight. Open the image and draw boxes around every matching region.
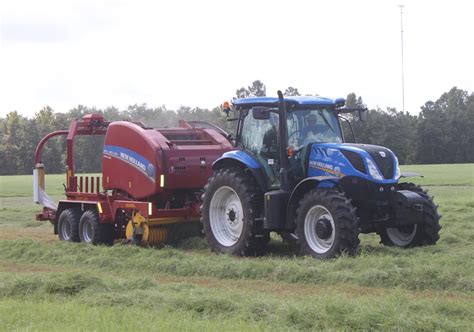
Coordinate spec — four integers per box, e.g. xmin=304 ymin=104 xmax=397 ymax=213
xmin=394 ymin=155 xmax=401 ymax=179
xmin=366 ymin=158 xmax=383 ymax=181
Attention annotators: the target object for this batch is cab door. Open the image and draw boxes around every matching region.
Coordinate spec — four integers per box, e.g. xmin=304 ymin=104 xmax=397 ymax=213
xmin=240 ymin=111 xmax=281 ymax=188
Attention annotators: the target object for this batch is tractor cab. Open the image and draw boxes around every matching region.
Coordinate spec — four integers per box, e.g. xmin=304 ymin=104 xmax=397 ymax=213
xmin=231 ymin=96 xmax=365 ymax=189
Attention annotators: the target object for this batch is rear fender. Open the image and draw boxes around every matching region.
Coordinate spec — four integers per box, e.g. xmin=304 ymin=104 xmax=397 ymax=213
xmin=286 ymin=176 xmax=339 ymax=229
xmin=213 ymin=150 xmax=261 ymax=169
xmin=212 ymin=152 xmax=268 ymax=192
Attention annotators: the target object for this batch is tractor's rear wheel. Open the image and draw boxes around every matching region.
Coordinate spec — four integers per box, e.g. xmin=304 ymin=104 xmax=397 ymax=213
xmin=58 ymin=208 xmax=81 ymax=242
xmin=296 ymin=189 xmax=359 ymax=259
xmin=79 ymin=210 xmax=115 ymax=245
xmin=201 ymin=168 xmax=264 ymax=256
xmin=379 ymin=183 xmax=441 ymax=247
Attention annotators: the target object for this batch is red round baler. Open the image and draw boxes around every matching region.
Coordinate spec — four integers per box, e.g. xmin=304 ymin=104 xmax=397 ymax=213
xmin=34 ymin=114 xmax=234 ymax=245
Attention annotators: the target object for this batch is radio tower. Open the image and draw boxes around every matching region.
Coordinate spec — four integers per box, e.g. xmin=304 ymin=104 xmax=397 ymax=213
xmin=399 ymin=4 xmax=405 ymax=112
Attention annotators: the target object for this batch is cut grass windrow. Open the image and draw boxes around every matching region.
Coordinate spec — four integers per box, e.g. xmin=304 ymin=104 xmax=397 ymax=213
xmin=0 ymin=270 xmax=473 ymax=331
xmin=0 ymin=239 xmax=472 ymax=293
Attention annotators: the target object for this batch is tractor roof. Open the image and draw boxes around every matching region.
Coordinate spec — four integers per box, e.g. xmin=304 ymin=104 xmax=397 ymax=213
xmin=233 ymin=96 xmax=346 ymax=110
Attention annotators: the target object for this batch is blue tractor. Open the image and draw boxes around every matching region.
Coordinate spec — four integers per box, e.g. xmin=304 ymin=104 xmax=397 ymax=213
xmin=201 ymin=91 xmax=441 ymax=259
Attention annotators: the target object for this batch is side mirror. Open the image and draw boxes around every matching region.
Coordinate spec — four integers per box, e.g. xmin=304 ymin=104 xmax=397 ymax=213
xmin=252 ymin=107 xmax=271 ymax=120
xmin=358 ymin=108 xmax=368 ymax=122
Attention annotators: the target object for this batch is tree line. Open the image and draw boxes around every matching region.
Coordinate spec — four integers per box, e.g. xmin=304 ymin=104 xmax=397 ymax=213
xmin=0 ymin=81 xmax=472 ymax=175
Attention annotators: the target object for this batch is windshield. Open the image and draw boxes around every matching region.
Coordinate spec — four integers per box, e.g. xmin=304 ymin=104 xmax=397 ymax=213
xmin=287 ymin=109 xmax=343 ymax=148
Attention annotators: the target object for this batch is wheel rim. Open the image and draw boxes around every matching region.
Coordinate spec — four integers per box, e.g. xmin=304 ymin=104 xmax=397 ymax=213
xmin=209 ymin=186 xmax=244 ymax=247
xmin=60 ymin=220 xmax=71 ymax=241
xmin=304 ymin=205 xmax=336 ymax=254
xmin=82 ymin=220 xmax=93 ymax=243
xmin=386 ymin=225 xmax=417 ymax=246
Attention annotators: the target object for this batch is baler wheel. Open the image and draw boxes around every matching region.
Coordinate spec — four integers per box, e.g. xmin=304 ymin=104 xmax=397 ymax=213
xmin=58 ymin=208 xmax=82 ymax=242
xmin=79 ymin=210 xmax=115 ymax=245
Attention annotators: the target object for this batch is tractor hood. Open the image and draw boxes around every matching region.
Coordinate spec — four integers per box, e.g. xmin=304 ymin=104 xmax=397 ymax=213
xmin=306 ymin=143 xmax=401 ymax=183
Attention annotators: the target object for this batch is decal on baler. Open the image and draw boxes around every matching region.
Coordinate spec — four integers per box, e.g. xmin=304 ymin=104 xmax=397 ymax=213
xmin=103 ymin=145 xmax=155 ymax=182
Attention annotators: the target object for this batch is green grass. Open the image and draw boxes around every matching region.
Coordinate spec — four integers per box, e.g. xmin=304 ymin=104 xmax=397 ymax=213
xmin=0 ymin=164 xmax=473 ymax=330
xmin=0 ymin=173 xmax=99 ymax=197
xmin=0 ymin=271 xmax=472 ymax=331
xmin=401 ymin=163 xmax=474 ymax=186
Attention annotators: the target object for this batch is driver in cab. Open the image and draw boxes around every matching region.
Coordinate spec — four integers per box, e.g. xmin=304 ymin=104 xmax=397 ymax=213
xmin=300 ymin=113 xmax=339 ymax=144
xmin=302 ymin=114 xmax=320 ymax=138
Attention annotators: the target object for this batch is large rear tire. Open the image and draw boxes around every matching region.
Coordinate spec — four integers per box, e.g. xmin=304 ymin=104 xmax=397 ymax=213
xmin=79 ymin=210 xmax=115 ymax=245
xmin=58 ymin=208 xmax=81 ymax=242
xmin=201 ymin=168 xmax=264 ymax=256
xmin=379 ymin=183 xmax=441 ymax=247
xmin=296 ymin=189 xmax=359 ymax=259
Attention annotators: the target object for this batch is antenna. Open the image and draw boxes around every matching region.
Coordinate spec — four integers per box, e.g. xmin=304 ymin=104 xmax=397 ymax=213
xmin=399 ymin=4 xmax=405 ymax=112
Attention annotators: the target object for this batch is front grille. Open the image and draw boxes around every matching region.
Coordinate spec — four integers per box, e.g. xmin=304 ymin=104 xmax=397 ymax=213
xmin=342 ymin=144 xmax=395 ymax=179
xmin=341 ymin=149 xmax=366 ymax=174
xmin=367 ymin=148 xmax=394 ymax=179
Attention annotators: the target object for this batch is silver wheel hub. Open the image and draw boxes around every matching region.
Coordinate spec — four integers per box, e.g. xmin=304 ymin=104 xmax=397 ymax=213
xmin=82 ymin=220 xmax=93 ymax=243
xmin=304 ymin=205 xmax=336 ymax=254
xmin=60 ymin=220 xmax=71 ymax=240
xmin=386 ymin=225 xmax=417 ymax=246
xmin=315 ymin=218 xmax=333 ymax=240
xmin=209 ymin=186 xmax=244 ymax=247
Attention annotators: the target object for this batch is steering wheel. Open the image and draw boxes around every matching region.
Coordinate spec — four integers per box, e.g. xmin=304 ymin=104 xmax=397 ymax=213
xmin=288 ymin=129 xmax=304 ymax=142
xmin=292 ymin=145 xmax=304 ymax=154
xmin=287 ymin=130 xmax=306 ymax=155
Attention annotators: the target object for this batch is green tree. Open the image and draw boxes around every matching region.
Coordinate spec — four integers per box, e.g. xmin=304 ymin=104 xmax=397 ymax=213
xmin=34 ymin=106 xmax=66 ymax=173
xmin=417 ymin=87 xmax=474 ymax=163
xmin=0 ymin=111 xmax=34 ymax=175
xmin=284 ymin=87 xmax=300 ymax=96
xmin=343 ymin=93 xmax=418 ymax=164
xmin=235 ymin=87 xmax=251 ymax=99
xmin=1 ymin=86 xmax=472 ymax=175
xmin=235 ymin=80 xmax=266 ymax=98
xmin=248 ymin=80 xmax=266 ymax=97
xmin=345 ymin=93 xmax=365 ymax=108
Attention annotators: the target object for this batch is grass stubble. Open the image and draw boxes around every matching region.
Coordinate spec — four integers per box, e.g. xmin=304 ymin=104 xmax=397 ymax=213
xmin=0 ymin=164 xmax=473 ymax=330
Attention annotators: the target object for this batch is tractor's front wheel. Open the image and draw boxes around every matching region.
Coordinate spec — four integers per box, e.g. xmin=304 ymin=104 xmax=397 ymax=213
xmin=379 ymin=183 xmax=441 ymax=247
xmin=201 ymin=168 xmax=263 ymax=256
xmin=296 ymin=189 xmax=359 ymax=259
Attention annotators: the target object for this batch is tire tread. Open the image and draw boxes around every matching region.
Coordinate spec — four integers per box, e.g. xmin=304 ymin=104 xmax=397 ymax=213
xmin=380 ymin=182 xmax=441 ymax=247
xmin=58 ymin=208 xmax=82 ymax=242
xmin=201 ymin=168 xmax=264 ymax=256
xmin=296 ymin=189 xmax=360 ymax=259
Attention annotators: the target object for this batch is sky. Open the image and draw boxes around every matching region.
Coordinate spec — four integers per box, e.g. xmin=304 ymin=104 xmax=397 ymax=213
xmin=1 ymin=0 xmax=473 ymax=117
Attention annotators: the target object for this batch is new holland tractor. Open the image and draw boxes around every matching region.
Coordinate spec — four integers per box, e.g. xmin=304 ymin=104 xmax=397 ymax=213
xmin=201 ymin=91 xmax=441 ymax=259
